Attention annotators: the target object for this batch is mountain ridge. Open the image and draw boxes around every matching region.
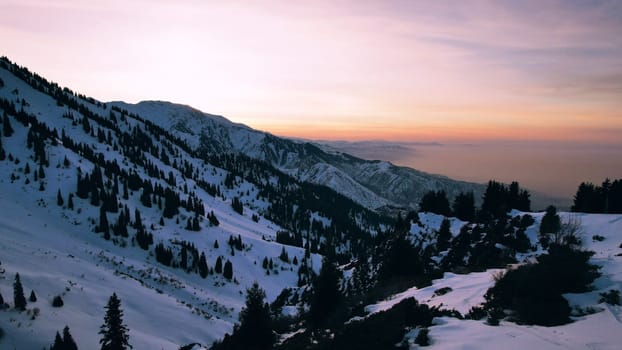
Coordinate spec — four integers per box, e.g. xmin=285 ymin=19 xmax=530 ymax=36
xmin=112 ymin=100 xmax=485 ymax=211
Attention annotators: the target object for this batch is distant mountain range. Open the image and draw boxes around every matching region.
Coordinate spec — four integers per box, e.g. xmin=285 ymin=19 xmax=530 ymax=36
xmin=113 ymin=100 xmax=485 ymax=211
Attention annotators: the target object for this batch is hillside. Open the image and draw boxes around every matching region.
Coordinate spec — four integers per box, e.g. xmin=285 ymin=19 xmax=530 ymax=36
xmin=0 ymin=57 xmax=343 ymax=348
xmin=112 ymin=100 xmax=484 ymax=210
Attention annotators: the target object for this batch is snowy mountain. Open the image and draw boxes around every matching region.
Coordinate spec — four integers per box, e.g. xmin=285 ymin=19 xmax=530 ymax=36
xmin=112 ymin=100 xmax=484 ymax=211
xmin=2 ymin=57 xmax=621 ymax=350
xmin=0 ymin=57 xmax=335 ymax=348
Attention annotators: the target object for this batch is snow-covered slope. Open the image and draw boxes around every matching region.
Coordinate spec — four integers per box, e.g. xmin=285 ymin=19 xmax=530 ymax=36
xmin=370 ymin=212 xmax=622 ymax=349
xmin=112 ymin=101 xmax=484 ymax=210
xmin=0 ymin=60 xmax=323 ymax=349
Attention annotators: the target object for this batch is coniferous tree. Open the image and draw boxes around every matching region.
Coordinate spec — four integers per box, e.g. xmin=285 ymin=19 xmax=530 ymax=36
xmin=379 ymin=231 xmax=423 ymax=281
xmin=208 ymin=211 xmax=220 ymax=226
xmin=192 ymin=217 xmax=200 ymax=231
xmin=51 ymin=326 xmax=79 ymax=350
xmin=199 ymin=252 xmax=208 ymax=278
xmin=223 ymin=260 xmax=233 ymax=280
xmin=99 ymin=293 xmax=131 ymax=350
xmin=539 ymin=205 xmax=561 ymax=247
xmin=480 ymin=180 xmax=509 ymax=220
xmin=236 ymin=282 xmax=274 ymax=349
xmin=231 ymin=196 xmax=244 ymax=215
xmin=50 ymin=331 xmax=64 ymax=350
xmin=0 ymin=135 xmax=5 ymax=161
xmin=29 ymin=290 xmax=37 ymax=302
xmin=180 ymin=245 xmax=188 ymax=270
xmin=38 ymin=162 xmax=45 ymax=179
xmin=437 ymin=218 xmax=452 ymax=252
xmin=99 ymin=205 xmax=110 ymax=237
xmin=452 ymin=192 xmax=475 ymax=222
xmin=0 ymin=291 xmax=4 ymax=306
xmin=52 ymin=295 xmax=64 ymax=307
xmin=215 ymin=256 xmax=223 ymax=274
xmin=63 ymin=325 xmax=79 ymax=350
xmin=13 ymin=273 xmax=26 ymax=310
xmin=57 ymin=189 xmax=64 ymax=207
xmin=133 ymin=209 xmax=142 ymax=229
xmin=185 ymin=218 xmax=193 ymax=231
xmin=3 ymin=112 xmax=13 ymax=137
xmin=309 ymin=258 xmax=342 ymax=328
xmin=211 ymin=282 xmax=274 ymax=350
xmin=279 ymin=247 xmax=290 ymax=263
xmin=570 ymin=180 xmax=622 ymax=213
xmin=540 ymin=206 xmax=561 ymax=235
xmin=419 ymin=190 xmax=451 ymax=216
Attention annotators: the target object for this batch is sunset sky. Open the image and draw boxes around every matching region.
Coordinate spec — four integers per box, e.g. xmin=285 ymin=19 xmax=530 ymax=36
xmin=1 ymin=0 xmax=621 ymax=142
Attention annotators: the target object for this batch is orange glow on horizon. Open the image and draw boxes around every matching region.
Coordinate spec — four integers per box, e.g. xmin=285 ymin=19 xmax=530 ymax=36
xmin=1 ymin=1 xmax=620 ymax=145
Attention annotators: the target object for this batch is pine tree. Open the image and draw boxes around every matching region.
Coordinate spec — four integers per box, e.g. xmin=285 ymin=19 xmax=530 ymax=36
xmin=419 ymin=190 xmax=451 ymax=216
xmin=29 ymin=290 xmax=37 ymax=302
xmin=437 ymin=218 xmax=452 ymax=252
xmin=52 ymin=295 xmax=64 ymax=307
xmin=63 ymin=325 xmax=79 ymax=350
xmin=309 ymin=258 xmax=341 ymax=327
xmin=50 ymin=331 xmax=64 ymax=350
xmin=231 ymin=196 xmax=244 ymax=215
xmin=99 ymin=293 xmax=131 ymax=350
xmin=237 ymin=282 xmax=274 ymax=349
xmin=13 ymin=273 xmax=27 ymax=310
xmin=133 ymin=209 xmax=143 ymax=229
xmin=539 ymin=205 xmax=561 ymax=247
xmin=211 ymin=283 xmax=274 ymax=350
xmin=0 ymin=135 xmax=5 ymax=161
xmin=215 ymin=256 xmax=223 ymax=274
xmin=199 ymin=252 xmax=208 ymax=278
xmin=57 ymin=189 xmax=64 ymax=207
xmin=3 ymin=112 xmax=13 ymax=137
xmin=99 ymin=205 xmax=110 ymax=238
xmin=452 ymin=192 xmax=475 ymax=222
xmin=38 ymin=162 xmax=45 ymax=179
xmin=279 ymin=247 xmax=290 ymax=263
xmin=223 ymin=260 xmax=233 ymax=280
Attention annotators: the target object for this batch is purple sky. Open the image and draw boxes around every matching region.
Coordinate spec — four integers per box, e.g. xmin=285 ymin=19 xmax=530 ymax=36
xmin=1 ymin=0 xmax=621 ymax=142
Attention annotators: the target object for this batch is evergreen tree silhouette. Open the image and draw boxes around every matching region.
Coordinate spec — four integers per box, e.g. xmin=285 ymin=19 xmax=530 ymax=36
xmin=437 ymin=218 xmax=452 ymax=252
xmin=13 ymin=273 xmax=27 ymax=310
xmin=223 ymin=260 xmax=233 ymax=280
xmin=199 ymin=252 xmax=208 ymax=278
xmin=215 ymin=256 xmax=223 ymax=274
xmin=57 ymin=189 xmax=64 ymax=207
xmin=50 ymin=331 xmax=64 ymax=350
xmin=237 ymin=282 xmax=274 ymax=349
xmin=211 ymin=282 xmax=274 ymax=350
xmin=309 ymin=258 xmax=341 ymax=328
xmin=99 ymin=293 xmax=131 ymax=350
xmin=3 ymin=112 xmax=13 ymax=137
xmin=63 ymin=325 xmax=79 ymax=350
